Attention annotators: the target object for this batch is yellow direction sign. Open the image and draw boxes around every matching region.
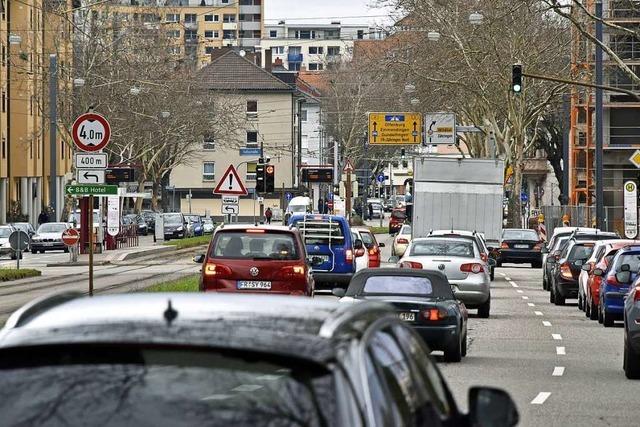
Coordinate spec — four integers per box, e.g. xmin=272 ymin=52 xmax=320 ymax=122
xmin=368 ymin=112 xmax=423 ymax=145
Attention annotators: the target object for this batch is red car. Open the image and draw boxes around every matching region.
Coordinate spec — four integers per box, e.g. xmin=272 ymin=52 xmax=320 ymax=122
xmin=353 ymin=227 xmax=385 ymax=268
xmin=389 ymin=207 xmax=407 ymax=234
xmin=194 ymin=224 xmax=314 ymax=296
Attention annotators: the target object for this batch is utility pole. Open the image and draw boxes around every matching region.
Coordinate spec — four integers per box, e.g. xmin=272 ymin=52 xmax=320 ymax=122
xmin=49 ymin=54 xmax=58 ymax=221
xmin=595 ymin=1 xmax=605 ymax=229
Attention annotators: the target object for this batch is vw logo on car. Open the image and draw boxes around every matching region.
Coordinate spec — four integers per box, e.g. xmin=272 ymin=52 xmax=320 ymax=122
xmin=249 ymin=267 xmax=259 ymax=277
xmin=438 ymin=264 xmax=446 ymax=271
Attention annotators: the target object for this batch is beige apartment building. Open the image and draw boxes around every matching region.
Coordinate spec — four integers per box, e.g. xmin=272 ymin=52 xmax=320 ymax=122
xmin=88 ymin=0 xmax=263 ymax=68
xmin=170 ymin=49 xmax=299 ymax=217
xmin=1 ymin=0 xmax=73 ymax=224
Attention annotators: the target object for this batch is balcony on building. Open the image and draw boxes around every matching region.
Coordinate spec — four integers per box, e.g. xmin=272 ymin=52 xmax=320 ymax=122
xmin=288 ymin=53 xmax=303 ymax=63
xmin=239 ymin=1 xmax=262 ymax=15
xmin=240 ymin=21 xmax=261 ymax=31
xmin=240 ymin=38 xmax=261 ymax=48
xmin=223 ymin=22 xmax=238 ymax=30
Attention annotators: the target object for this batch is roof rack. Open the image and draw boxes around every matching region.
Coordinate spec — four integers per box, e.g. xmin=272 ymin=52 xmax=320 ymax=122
xmin=2 ymin=291 xmax=83 ymax=330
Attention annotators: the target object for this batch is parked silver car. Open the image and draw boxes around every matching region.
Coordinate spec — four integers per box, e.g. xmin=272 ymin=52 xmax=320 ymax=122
xmin=31 ymin=222 xmax=71 ymax=253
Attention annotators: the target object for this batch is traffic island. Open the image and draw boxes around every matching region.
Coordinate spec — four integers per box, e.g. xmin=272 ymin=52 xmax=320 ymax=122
xmin=0 ymin=269 xmax=41 ymax=282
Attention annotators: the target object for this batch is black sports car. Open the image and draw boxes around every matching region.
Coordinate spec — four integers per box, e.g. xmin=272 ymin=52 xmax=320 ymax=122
xmin=335 ymin=268 xmax=468 ymax=362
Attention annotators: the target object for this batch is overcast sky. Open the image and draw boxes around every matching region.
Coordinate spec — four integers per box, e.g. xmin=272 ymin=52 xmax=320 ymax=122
xmin=265 ymin=0 xmax=393 ymax=25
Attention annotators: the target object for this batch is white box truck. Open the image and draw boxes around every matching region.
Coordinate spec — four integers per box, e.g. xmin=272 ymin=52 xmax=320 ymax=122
xmin=412 ymin=157 xmax=504 ymax=244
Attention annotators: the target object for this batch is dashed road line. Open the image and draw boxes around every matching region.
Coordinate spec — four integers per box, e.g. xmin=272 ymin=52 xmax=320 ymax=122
xmin=499 ymin=272 xmax=506 ymax=277
xmin=201 ymin=394 xmax=232 ymax=401
xmin=552 ymin=334 xmax=563 ymax=341
xmin=542 ymin=321 xmax=552 ymax=327
xmin=552 ymin=367 xmax=565 ymax=377
xmin=556 ymin=346 xmax=566 ymax=355
xmin=531 ymin=392 xmax=552 ymax=405
xmin=232 ymin=384 xmax=263 ymax=392
xmin=527 ymin=303 xmax=535 ymax=307
xmin=509 ymin=281 xmax=519 ymax=288
xmin=505 ymin=277 xmax=511 ymax=281
xmin=522 ymin=296 xmax=529 ymax=300
xmin=516 ymin=289 xmax=524 ymax=293
xmin=535 ymin=311 xmax=544 ymax=316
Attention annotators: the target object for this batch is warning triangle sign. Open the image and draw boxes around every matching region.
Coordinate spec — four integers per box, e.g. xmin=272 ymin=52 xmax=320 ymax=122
xmin=213 ymin=165 xmax=249 ymax=195
xmin=343 ymin=159 xmax=355 ymax=173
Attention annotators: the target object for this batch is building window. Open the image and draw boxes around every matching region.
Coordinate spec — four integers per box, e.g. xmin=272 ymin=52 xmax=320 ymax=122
xmin=270 ymin=30 xmax=277 ymax=38
xmin=185 ymin=29 xmax=197 ymax=41
xmin=246 ymin=162 xmax=257 ymax=181
xmin=165 ymin=13 xmax=179 ymax=22
xmin=246 ymin=131 xmax=258 ymax=147
xmin=308 ymin=63 xmax=323 ymax=71
xmin=273 ymin=46 xmax=285 ymax=54
xmin=203 ymin=162 xmax=215 ymax=181
xmin=167 ymin=46 xmax=181 ymax=55
xmin=327 ymin=46 xmax=341 ymax=56
xmin=301 ymin=110 xmax=308 ymax=121
xmin=289 ymin=62 xmax=301 ymax=71
xmin=184 ymin=14 xmax=197 ymax=23
xmin=1 ymin=91 xmax=5 ymax=113
xmin=223 ymin=30 xmax=236 ymax=39
xmin=203 ymin=135 xmax=215 ymax=150
xmin=308 ymin=46 xmax=324 ymax=54
xmin=222 ymin=0 xmax=229 ymax=3
xmin=357 ymin=30 xmax=364 ymax=39
xmin=295 ymin=30 xmax=314 ymax=39
xmin=204 ymin=14 xmax=214 ymax=22
xmin=204 ymin=30 xmax=214 ymax=38
xmin=246 ymin=100 xmax=258 ymax=119
xmin=1 ymin=136 xmax=5 ymax=159
xmin=166 ymin=30 xmax=180 ymax=38
xmin=223 ymin=14 xmax=236 ymax=23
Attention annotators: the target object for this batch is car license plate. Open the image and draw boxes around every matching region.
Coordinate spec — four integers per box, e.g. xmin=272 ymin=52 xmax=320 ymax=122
xmin=237 ymin=281 xmax=272 ymax=290
xmin=43 ymin=242 xmax=54 ymax=247
xmin=514 ymin=244 xmax=529 ymax=249
xmin=399 ymin=312 xmax=416 ymax=322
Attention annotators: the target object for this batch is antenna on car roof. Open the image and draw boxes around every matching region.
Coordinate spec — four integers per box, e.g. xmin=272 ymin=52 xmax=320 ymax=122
xmin=164 ymin=300 xmax=178 ymax=326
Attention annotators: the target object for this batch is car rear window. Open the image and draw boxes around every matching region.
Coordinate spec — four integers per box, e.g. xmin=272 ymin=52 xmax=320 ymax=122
xmin=164 ymin=214 xmax=183 ymax=225
xmin=0 ymin=346 xmax=335 ymax=426
xmin=614 ymin=252 xmax=640 ymax=272
xmin=212 ymin=232 xmax=299 ymax=260
xmin=503 ymin=230 xmax=539 ymax=241
xmin=37 ymin=223 xmax=66 ymax=233
xmin=359 ymin=231 xmax=375 ymax=247
xmin=0 ymin=228 xmax=11 ymax=238
xmin=399 ymin=225 xmax=412 ymax=235
xmin=361 ymin=275 xmax=454 ymax=299
xmin=410 ymin=240 xmax=475 ymax=258
xmin=294 ymin=220 xmax=345 ymax=246
xmin=568 ymin=244 xmax=594 ymax=260
xmin=391 ymin=210 xmax=406 ymax=220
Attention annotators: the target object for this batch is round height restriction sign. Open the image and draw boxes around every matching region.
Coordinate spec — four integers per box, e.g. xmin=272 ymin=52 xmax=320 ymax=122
xmin=72 ymin=113 xmax=111 ymax=152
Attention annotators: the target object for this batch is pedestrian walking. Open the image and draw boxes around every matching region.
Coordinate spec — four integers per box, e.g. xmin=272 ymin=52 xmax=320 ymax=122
xmin=265 ymin=207 xmax=273 ymax=224
xmin=37 ymin=209 xmax=49 ymax=226
xmin=368 ymin=203 xmax=373 ymax=220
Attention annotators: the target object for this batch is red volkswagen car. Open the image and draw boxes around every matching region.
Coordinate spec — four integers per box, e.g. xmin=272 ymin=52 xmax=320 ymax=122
xmin=194 ymin=224 xmax=315 ymax=296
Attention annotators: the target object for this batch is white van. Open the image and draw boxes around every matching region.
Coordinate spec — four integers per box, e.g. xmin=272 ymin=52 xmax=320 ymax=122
xmin=286 ymin=196 xmax=313 ymax=215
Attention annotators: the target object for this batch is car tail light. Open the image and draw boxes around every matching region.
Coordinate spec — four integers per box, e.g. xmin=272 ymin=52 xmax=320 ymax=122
xmin=397 ymin=238 xmax=409 ymax=244
xmin=460 ymin=263 xmax=484 ymax=274
xmin=480 ymin=253 xmax=488 ymax=262
xmin=204 ymin=263 xmax=232 ymax=278
xmin=560 ymin=262 xmax=573 ymax=279
xmin=346 ymin=249 xmax=353 ymax=264
xmin=533 ymin=243 xmax=542 ymax=251
xmin=501 ymin=242 xmax=509 ymax=249
xmin=246 ymin=229 xmax=266 ymax=233
xmin=400 ymin=261 xmax=423 ymax=269
xmin=634 ymin=285 xmax=640 ymax=302
xmin=275 ymin=265 xmax=306 ymax=280
xmin=421 ymin=307 xmax=448 ymax=321
xmin=369 ymin=247 xmax=378 ymax=256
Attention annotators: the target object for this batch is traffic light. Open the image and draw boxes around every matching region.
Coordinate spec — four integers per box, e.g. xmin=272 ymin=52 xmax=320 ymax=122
xmin=401 ymin=148 xmax=406 ymax=159
xmin=512 ymin=64 xmax=523 ymax=94
xmin=255 ymin=163 xmax=265 ymax=193
xmin=265 ymin=164 xmax=275 ymax=193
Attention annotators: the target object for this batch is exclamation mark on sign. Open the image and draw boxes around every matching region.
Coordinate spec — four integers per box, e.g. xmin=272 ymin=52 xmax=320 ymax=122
xmin=228 ymin=174 xmax=234 ymax=190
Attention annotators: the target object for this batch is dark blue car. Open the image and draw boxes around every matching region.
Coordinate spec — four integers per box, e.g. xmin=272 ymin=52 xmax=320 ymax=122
xmin=599 ymin=245 xmax=640 ymax=327
xmin=289 ymin=214 xmax=359 ymax=289
xmin=186 ymin=215 xmax=204 ymax=237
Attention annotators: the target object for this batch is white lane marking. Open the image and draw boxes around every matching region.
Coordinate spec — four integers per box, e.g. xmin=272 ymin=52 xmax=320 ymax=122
xmin=505 ymin=277 xmax=511 ymax=281
xmin=527 ymin=303 xmax=535 ymax=307
xmin=556 ymin=346 xmax=566 ymax=355
xmin=201 ymin=394 xmax=233 ymax=401
xmin=516 ymin=289 xmax=524 ymax=293
xmin=543 ymin=321 xmax=552 ymax=327
xmin=510 ymin=281 xmax=519 ymax=288
xmin=552 ymin=367 xmax=565 ymax=377
xmin=552 ymin=334 xmax=563 ymax=341
xmin=499 ymin=272 xmax=506 ymax=276
xmin=531 ymin=392 xmax=551 ymax=405
xmin=522 ymin=296 xmax=529 ymax=300
xmin=232 ymin=384 xmax=263 ymax=392
xmin=256 ymin=375 xmax=283 ymax=381
xmin=535 ymin=311 xmax=544 ymax=316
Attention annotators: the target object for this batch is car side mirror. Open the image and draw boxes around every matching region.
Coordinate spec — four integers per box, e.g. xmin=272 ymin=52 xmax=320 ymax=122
xmin=547 ymin=257 xmax=557 ymax=264
xmin=378 ymin=242 xmax=385 ymax=248
xmin=488 ymin=258 xmax=497 ymax=267
xmin=468 ymin=386 xmax=519 ymax=427
xmin=616 ymin=271 xmax=632 ymax=284
xmin=354 ymin=239 xmax=364 ymax=250
xmin=574 ymin=259 xmax=584 ymax=267
xmin=593 ymin=268 xmax=604 ymax=277
xmin=193 ymin=254 xmax=205 ymax=264
xmin=332 ymin=288 xmax=346 ymax=298
xmin=388 ymin=256 xmax=400 ymax=263
xmin=355 ymin=248 xmax=366 ymax=257
xmin=541 ymin=247 xmax=549 ymax=254
xmin=581 ymin=264 xmax=591 ymax=272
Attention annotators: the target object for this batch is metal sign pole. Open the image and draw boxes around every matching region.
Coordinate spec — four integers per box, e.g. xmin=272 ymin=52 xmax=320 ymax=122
xmin=89 ymin=195 xmax=94 ymax=296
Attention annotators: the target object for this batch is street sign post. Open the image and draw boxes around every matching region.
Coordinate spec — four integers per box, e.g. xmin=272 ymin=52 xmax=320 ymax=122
xmin=221 ymin=204 xmax=240 ymax=215
xmin=213 ymin=165 xmax=248 ymax=196
xmin=377 ymin=174 xmax=385 ymax=184
xmin=75 ymin=152 xmax=108 ymax=169
xmin=72 ymin=113 xmax=111 ymax=152
xmin=624 ymin=181 xmax=638 ymax=239
xmin=107 ymin=196 xmax=120 ymax=237
xmin=424 ymin=112 xmax=457 ymax=145
xmin=77 ymin=169 xmax=105 ymax=184
xmin=62 ymin=228 xmax=80 ymax=263
xmin=285 ymin=192 xmax=293 ymax=202
xmin=222 ymin=195 xmax=239 ymax=205
xmin=9 ymin=230 xmax=29 ymax=269
xmin=368 ymin=112 xmax=423 ymax=145
xmin=66 ymin=185 xmax=118 ymax=196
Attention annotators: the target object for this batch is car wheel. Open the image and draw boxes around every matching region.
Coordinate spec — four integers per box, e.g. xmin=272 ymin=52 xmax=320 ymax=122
xmin=543 ymin=275 xmax=548 ymax=291
xmin=477 ymin=296 xmax=491 ymax=318
xmin=589 ymin=299 xmax=598 ymax=320
xmin=549 ymin=285 xmax=556 ymax=303
xmin=444 ymin=336 xmax=463 ymax=363
xmin=63 ymin=247 xmax=69 ymax=253
xmin=461 ymin=332 xmax=468 ymax=357
xmin=490 ymin=267 xmax=495 ymax=281
xmin=496 ymin=261 xmax=503 ymax=268
xmin=578 ymin=293 xmax=583 ymax=311
xmin=39 ymin=250 xmax=45 ymax=254
xmin=554 ymin=285 xmax=565 ymax=306
xmin=624 ymin=333 xmax=640 ymax=379
xmin=598 ymin=304 xmax=604 ymax=324
xmin=603 ymin=307 xmax=614 ymax=327
xmin=31 ymin=249 xmax=37 ymax=254
xmin=532 ymin=261 xmax=542 ymax=269
xmin=585 ymin=299 xmax=591 ymax=317
xmin=10 ymin=253 xmax=15 ymax=260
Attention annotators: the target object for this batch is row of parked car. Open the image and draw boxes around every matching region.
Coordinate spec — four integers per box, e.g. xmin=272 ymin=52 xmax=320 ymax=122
xmin=539 ymin=226 xmax=640 ymax=379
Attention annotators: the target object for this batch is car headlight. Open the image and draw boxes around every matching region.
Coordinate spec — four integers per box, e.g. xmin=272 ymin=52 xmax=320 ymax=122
xmin=177 ymin=226 xmax=183 ymax=231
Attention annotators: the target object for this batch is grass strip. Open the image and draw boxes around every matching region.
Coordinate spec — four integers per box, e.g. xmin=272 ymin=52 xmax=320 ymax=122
xmin=0 ymin=268 xmax=41 ymax=282
xmin=143 ymin=274 xmax=200 ymax=292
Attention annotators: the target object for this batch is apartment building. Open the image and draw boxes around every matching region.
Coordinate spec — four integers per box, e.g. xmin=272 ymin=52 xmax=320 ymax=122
xmin=0 ymin=0 xmax=73 ymax=224
xmin=260 ymin=21 xmax=383 ymax=71
xmin=87 ymin=0 xmax=263 ymax=68
xmin=170 ymin=49 xmax=298 ymax=216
